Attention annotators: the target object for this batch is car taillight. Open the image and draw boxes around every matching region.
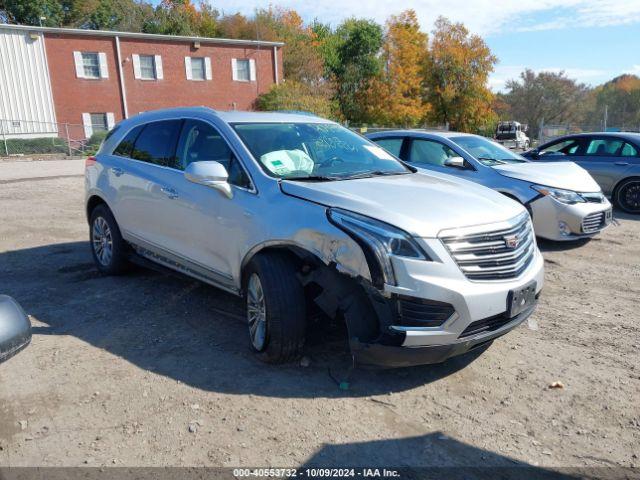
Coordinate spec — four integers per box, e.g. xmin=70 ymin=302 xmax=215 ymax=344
xmin=85 ymin=156 xmax=97 ymax=167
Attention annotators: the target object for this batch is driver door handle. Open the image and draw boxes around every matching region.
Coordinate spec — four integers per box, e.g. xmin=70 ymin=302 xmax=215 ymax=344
xmin=160 ymin=186 xmax=179 ymax=199
xmin=111 ymin=167 xmax=124 ymax=177
xmin=614 ymin=161 xmax=629 ymax=166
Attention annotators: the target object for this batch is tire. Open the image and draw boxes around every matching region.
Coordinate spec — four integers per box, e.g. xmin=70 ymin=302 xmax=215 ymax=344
xmin=243 ymin=252 xmax=306 ymax=364
xmin=89 ymin=204 xmax=130 ymax=275
xmin=614 ymin=178 xmax=640 ymax=214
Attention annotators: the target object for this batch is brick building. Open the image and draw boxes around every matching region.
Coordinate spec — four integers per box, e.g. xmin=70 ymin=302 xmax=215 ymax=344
xmin=0 ymin=24 xmax=283 ymax=139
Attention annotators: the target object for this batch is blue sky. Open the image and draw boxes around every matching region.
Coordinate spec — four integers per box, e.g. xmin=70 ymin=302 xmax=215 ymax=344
xmin=197 ymin=1 xmax=640 ymax=91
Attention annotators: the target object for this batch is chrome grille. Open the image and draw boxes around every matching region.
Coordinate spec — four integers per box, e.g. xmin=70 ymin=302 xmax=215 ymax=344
xmin=440 ymin=214 xmax=535 ymax=281
xmin=582 ymin=212 xmax=605 ymax=233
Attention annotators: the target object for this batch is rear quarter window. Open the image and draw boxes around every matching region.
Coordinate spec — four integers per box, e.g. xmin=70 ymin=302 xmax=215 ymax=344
xmin=113 ymin=125 xmax=144 ymax=158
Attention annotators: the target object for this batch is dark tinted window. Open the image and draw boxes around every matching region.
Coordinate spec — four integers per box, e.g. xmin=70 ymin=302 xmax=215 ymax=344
xmin=177 ymin=120 xmax=251 ymax=188
xmin=113 ymin=125 xmax=144 ymax=158
xmin=131 ymin=120 xmax=182 ymax=167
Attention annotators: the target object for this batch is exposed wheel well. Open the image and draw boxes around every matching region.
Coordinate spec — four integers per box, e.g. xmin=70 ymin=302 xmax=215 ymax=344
xmin=241 ymin=245 xmax=320 ymax=289
xmin=86 ymin=195 xmax=108 ymax=223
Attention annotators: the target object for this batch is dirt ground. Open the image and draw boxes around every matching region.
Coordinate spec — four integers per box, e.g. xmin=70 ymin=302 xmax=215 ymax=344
xmin=0 ymin=159 xmax=638 ymax=471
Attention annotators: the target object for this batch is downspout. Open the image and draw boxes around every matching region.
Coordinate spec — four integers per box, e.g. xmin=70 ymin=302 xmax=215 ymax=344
xmin=273 ymin=46 xmax=279 ymax=85
xmin=115 ymin=36 xmax=129 ymax=119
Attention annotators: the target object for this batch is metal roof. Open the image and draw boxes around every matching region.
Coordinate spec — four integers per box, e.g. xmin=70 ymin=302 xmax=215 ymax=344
xmin=0 ymin=23 xmax=284 ymax=48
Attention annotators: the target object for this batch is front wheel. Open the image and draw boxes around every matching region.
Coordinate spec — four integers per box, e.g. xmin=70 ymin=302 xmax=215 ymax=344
xmin=244 ymin=252 xmax=306 ymax=363
xmin=614 ymin=179 xmax=640 ymax=213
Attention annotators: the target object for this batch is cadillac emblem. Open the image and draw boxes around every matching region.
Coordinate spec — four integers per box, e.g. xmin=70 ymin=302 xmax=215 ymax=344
xmin=504 ymin=234 xmax=520 ymax=249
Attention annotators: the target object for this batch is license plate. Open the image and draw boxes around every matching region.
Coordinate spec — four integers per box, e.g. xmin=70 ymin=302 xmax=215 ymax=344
xmin=604 ymin=209 xmax=613 ymax=224
xmin=507 ymin=281 xmax=537 ymax=318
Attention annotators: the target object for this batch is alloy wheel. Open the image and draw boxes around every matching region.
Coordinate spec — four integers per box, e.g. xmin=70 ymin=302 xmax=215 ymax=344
xmin=92 ymin=216 xmax=113 ymax=266
xmin=620 ymin=182 xmax=640 ymax=213
xmin=247 ymin=273 xmax=267 ymax=351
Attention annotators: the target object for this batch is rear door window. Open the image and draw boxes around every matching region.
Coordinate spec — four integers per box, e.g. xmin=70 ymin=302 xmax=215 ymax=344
xmin=131 ymin=120 xmax=183 ymax=168
xmin=620 ymin=142 xmax=638 ymax=157
xmin=584 ymin=138 xmax=624 ymax=157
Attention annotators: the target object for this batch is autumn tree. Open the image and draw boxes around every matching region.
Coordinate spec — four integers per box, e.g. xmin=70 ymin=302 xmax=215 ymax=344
xmin=584 ymin=74 xmax=640 ymax=129
xmin=500 ymin=69 xmax=589 ymax=137
xmin=366 ymin=10 xmax=429 ymax=126
xmin=424 ymin=16 xmax=496 ymax=132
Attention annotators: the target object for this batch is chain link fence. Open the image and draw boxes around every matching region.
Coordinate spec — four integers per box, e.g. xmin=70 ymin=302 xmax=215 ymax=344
xmin=0 ymin=119 xmax=107 ymax=158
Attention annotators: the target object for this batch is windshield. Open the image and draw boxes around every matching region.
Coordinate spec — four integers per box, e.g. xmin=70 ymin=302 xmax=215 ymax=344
xmin=451 ymin=135 xmax=527 ymax=166
xmin=232 ymin=122 xmax=411 ymax=180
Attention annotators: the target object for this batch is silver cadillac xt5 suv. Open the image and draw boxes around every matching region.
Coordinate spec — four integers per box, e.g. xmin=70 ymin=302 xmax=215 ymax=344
xmin=85 ymin=108 xmax=544 ymax=367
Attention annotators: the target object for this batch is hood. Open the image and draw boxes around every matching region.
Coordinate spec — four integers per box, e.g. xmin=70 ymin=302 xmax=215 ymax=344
xmin=493 ymin=161 xmax=600 ymax=192
xmin=281 ymin=172 xmax=525 ymax=238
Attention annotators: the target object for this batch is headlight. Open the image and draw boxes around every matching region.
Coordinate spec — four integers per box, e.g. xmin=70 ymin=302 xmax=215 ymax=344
xmin=531 ymin=185 xmax=585 ymax=204
xmin=327 ymin=208 xmax=430 ymax=287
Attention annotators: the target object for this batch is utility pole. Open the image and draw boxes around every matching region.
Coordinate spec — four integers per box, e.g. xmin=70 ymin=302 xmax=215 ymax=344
xmin=603 ymin=104 xmax=608 ymax=131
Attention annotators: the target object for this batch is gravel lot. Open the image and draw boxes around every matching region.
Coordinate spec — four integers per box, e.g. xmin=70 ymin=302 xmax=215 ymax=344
xmin=0 ymin=159 xmax=638 ymax=471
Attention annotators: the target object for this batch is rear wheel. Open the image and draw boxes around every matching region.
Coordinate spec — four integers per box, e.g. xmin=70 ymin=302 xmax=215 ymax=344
xmin=244 ymin=252 xmax=306 ymax=363
xmin=614 ymin=178 xmax=640 ymax=214
xmin=89 ymin=204 xmax=129 ymax=275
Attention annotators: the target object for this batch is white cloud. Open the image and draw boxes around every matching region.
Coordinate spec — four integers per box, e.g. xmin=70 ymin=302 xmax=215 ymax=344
xmin=210 ymin=0 xmax=640 ymax=35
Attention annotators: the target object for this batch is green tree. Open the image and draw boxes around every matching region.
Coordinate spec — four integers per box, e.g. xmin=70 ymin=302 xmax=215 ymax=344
xmin=424 ymin=16 xmax=496 ymax=132
xmin=2 ymin=0 xmax=65 ymax=26
xmin=256 ymin=81 xmax=338 ymax=119
xmin=86 ymin=0 xmax=122 ymax=29
xmin=326 ymin=18 xmax=383 ymax=123
xmin=500 ymin=69 xmax=589 ymax=137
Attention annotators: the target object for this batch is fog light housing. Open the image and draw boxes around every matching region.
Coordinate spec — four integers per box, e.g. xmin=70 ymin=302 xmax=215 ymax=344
xmin=558 ymin=221 xmax=571 ymax=236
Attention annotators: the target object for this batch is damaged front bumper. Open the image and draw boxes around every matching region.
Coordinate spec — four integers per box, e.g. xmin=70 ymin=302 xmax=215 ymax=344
xmin=351 ymin=304 xmax=536 ymax=368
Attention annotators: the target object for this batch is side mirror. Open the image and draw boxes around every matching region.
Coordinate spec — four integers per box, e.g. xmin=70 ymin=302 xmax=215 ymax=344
xmin=530 ymin=148 xmax=540 ymax=160
xmin=444 ymin=156 xmax=467 ymax=169
xmin=184 ymin=161 xmax=232 ymax=198
xmin=0 ymin=295 xmax=32 ymax=364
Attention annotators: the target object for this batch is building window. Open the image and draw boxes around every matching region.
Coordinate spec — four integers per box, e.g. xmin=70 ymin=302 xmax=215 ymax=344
xmin=190 ymin=57 xmax=205 ymax=80
xmin=90 ymin=113 xmax=108 ymax=132
xmin=234 ymin=59 xmax=251 ymax=81
xmin=82 ymin=53 xmax=100 ymax=78
xmin=139 ymin=55 xmax=156 ymax=80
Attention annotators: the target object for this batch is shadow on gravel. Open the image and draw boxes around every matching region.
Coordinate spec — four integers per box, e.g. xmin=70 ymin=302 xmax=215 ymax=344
xmin=303 ymin=433 xmax=581 ymax=478
xmin=537 ymin=238 xmax=591 ymax=252
xmin=0 ymin=242 xmax=486 ymax=399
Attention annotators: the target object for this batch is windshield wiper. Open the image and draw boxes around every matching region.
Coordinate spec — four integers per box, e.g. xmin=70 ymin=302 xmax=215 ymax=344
xmin=341 ymin=170 xmax=409 ymax=180
xmin=284 ymin=175 xmax=341 ymax=182
xmin=477 ymin=157 xmax=506 ymax=165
